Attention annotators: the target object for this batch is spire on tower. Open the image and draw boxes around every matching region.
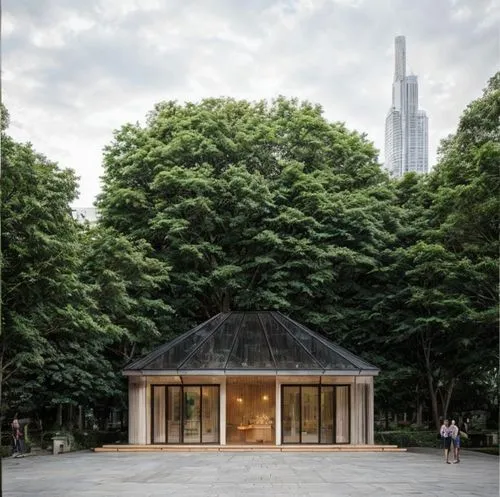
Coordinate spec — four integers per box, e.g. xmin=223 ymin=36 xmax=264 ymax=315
xmin=394 ymin=35 xmax=406 ymax=81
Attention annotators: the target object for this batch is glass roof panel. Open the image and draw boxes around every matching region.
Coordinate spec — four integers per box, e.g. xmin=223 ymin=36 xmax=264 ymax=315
xmin=226 ymin=313 xmax=275 ymax=369
xmin=181 ymin=313 xmax=245 ymax=369
xmin=259 ymin=313 xmax=322 ymax=370
xmin=142 ymin=313 xmax=227 ymax=369
xmin=125 ymin=311 xmax=378 ymax=373
xmin=272 ymin=313 xmax=354 ymax=370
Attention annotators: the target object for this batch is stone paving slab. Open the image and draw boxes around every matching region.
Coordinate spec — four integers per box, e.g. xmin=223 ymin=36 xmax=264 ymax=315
xmin=2 ymin=448 xmax=498 ymax=497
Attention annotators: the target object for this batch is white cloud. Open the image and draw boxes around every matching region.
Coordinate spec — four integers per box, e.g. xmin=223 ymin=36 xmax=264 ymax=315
xmin=3 ymin=0 xmax=498 ymax=205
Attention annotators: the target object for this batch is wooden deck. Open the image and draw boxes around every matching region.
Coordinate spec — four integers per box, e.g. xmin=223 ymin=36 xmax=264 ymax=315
xmin=94 ymin=444 xmax=405 ymax=453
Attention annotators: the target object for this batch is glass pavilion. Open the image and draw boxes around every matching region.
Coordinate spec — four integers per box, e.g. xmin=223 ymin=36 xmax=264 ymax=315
xmin=124 ymin=311 xmax=378 ymax=446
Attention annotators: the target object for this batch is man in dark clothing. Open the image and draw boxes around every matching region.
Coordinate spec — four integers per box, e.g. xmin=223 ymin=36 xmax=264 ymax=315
xmin=12 ymin=417 xmax=25 ymax=457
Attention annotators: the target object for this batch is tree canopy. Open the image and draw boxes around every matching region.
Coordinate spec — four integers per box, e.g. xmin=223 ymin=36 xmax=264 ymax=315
xmin=1 ymin=75 xmax=498 ymax=432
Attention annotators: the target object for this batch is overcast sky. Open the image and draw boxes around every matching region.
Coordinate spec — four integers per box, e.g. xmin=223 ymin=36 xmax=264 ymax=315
xmin=3 ymin=0 xmax=498 ymax=206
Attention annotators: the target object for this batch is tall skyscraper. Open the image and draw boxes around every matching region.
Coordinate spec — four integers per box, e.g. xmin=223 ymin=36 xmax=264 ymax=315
xmin=384 ymin=36 xmax=428 ymax=177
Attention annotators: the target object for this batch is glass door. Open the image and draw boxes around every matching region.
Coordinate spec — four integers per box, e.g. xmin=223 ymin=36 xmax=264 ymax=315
xmin=183 ymin=386 xmax=201 ymax=443
xmin=282 ymin=386 xmax=300 ymax=443
xmin=320 ymin=386 xmax=334 ymax=444
xmin=301 ymin=386 xmax=319 ymax=443
xmin=281 ymin=385 xmax=350 ymax=444
xmin=151 ymin=384 xmax=220 ymax=444
xmin=167 ymin=386 xmax=181 ymax=443
xmin=202 ymin=386 xmax=219 ymax=443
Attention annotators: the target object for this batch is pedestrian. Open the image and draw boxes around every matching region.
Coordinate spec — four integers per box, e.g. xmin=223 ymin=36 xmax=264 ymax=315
xmin=457 ymin=417 xmax=470 ymax=462
xmin=449 ymin=419 xmax=460 ymax=463
xmin=440 ymin=419 xmax=452 ymax=464
xmin=11 ymin=416 xmax=24 ymax=458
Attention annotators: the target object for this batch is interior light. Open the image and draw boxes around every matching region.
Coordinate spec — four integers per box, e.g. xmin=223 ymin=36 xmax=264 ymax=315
xmin=262 ymin=395 xmax=269 ymax=401
xmin=236 ymin=397 xmax=243 ymax=403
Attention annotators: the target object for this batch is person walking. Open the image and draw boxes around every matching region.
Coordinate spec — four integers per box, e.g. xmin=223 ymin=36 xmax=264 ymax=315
xmin=449 ymin=419 xmax=460 ymax=463
xmin=440 ymin=419 xmax=452 ymax=464
xmin=11 ymin=416 xmax=24 ymax=458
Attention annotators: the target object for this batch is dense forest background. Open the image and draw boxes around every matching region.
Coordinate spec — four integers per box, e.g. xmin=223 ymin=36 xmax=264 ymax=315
xmin=1 ymin=73 xmax=498 ymax=442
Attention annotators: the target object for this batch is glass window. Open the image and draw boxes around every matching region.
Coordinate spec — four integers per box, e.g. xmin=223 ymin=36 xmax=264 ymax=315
xmin=336 ymin=386 xmax=350 ymax=443
xmin=320 ymin=386 xmax=334 ymax=444
xmin=282 ymin=386 xmax=300 ymax=443
xmin=167 ymin=386 xmax=181 ymax=443
xmin=183 ymin=386 xmax=201 ymax=443
xmin=301 ymin=386 xmax=319 ymax=443
xmin=202 ymin=386 xmax=219 ymax=443
xmin=152 ymin=386 xmax=166 ymax=443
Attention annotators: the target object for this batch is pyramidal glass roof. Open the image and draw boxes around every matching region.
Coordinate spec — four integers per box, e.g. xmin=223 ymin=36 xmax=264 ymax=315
xmin=124 ymin=311 xmax=379 ymax=375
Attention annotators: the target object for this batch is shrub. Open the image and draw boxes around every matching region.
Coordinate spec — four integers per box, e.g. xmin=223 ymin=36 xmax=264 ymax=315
xmin=375 ymin=430 xmax=439 ymax=448
xmin=1 ymin=446 xmax=12 ymax=458
xmin=73 ymin=430 xmax=127 ymax=449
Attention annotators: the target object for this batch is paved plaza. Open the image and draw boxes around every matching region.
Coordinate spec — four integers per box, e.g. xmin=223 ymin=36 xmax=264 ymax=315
xmin=3 ymin=448 xmax=499 ymax=497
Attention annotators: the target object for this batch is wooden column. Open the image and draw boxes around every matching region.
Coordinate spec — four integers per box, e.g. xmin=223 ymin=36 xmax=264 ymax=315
xmin=275 ymin=378 xmax=281 ymax=445
xmin=350 ymin=377 xmax=358 ymax=444
xmin=220 ymin=378 xmax=227 ymax=445
xmin=128 ymin=376 xmax=147 ymax=444
xmin=367 ymin=377 xmax=374 ymax=444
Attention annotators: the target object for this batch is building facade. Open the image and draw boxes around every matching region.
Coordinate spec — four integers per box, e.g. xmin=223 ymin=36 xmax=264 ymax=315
xmin=71 ymin=207 xmax=99 ymax=225
xmin=124 ymin=311 xmax=378 ymax=447
xmin=384 ymin=36 xmax=428 ymax=177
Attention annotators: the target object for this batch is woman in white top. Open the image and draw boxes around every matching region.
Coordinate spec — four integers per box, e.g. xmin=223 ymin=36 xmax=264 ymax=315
xmin=440 ymin=419 xmax=452 ymax=464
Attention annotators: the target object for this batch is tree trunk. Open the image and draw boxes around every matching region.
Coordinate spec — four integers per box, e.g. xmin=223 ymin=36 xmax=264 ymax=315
xmin=78 ymin=406 xmax=83 ymax=430
xmin=443 ymin=379 xmax=456 ymax=421
xmin=385 ymin=410 xmax=389 ymax=430
xmin=416 ymin=403 xmax=423 ymax=426
xmin=68 ymin=405 xmax=74 ymax=430
xmin=57 ymin=404 xmax=63 ymax=428
xmin=221 ymin=290 xmax=230 ymax=312
xmin=427 ymin=372 xmax=440 ymax=430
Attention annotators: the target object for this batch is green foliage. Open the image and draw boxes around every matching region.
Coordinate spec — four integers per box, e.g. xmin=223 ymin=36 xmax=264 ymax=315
xmin=2 ymin=74 xmax=498 ymax=433
xmin=0 ymin=130 xmax=107 ymax=413
xmin=98 ymin=97 xmax=396 ymax=334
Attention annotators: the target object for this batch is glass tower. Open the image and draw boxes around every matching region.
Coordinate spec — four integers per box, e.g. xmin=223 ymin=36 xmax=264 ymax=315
xmin=384 ymin=36 xmax=428 ymax=177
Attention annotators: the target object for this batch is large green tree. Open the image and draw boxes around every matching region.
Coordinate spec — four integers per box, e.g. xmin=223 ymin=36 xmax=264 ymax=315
xmin=1 ymin=115 xmax=108 ymax=415
xmin=98 ymin=97 xmax=398 ymax=338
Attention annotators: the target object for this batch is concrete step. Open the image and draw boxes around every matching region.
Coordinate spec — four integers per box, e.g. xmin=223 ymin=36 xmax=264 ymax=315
xmin=94 ymin=444 xmax=406 ymax=453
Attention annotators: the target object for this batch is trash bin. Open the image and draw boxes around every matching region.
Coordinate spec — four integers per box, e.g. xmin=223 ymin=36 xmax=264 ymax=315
xmin=52 ymin=436 xmax=68 ymax=455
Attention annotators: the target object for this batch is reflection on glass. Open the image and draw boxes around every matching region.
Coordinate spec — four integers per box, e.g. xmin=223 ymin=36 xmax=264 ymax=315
xmin=301 ymin=386 xmax=319 ymax=443
xmin=182 ymin=314 xmax=244 ymax=369
xmin=167 ymin=386 xmax=181 ymax=443
xmin=282 ymin=386 xmax=300 ymax=443
xmin=320 ymin=386 xmax=334 ymax=444
xmin=274 ymin=315 xmax=353 ymax=369
xmin=259 ymin=313 xmax=322 ymax=369
xmin=183 ymin=387 xmax=201 ymax=443
xmin=202 ymin=386 xmax=219 ymax=443
xmin=152 ymin=386 xmax=166 ymax=443
xmin=146 ymin=313 xmax=227 ymax=369
xmin=226 ymin=314 xmax=274 ymax=369
xmin=336 ymin=386 xmax=349 ymax=443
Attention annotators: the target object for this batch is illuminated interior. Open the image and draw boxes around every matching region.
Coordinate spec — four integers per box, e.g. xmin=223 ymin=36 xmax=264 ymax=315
xmin=226 ymin=377 xmax=275 ymax=444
